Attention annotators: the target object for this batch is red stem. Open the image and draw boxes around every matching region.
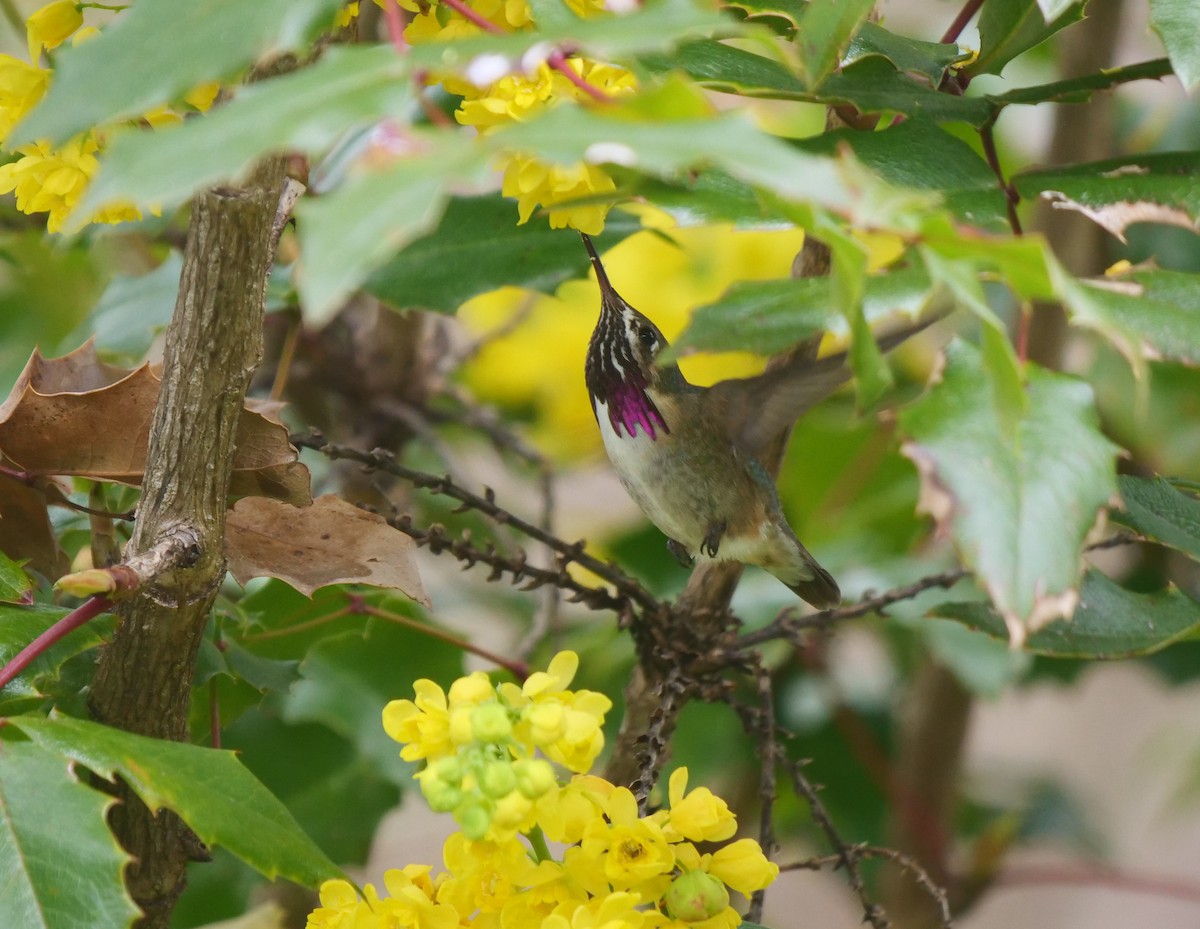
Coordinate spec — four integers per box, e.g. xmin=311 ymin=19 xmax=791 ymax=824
xmin=997 ymin=863 xmax=1200 ymax=907
xmin=0 ymin=596 xmax=113 ymax=693
xmin=360 ymin=602 xmax=529 ymax=680
xmin=978 ymin=114 xmax=1028 ymax=362
xmin=941 ymin=0 xmax=986 ymax=45
xmin=438 ymin=0 xmax=611 ymax=102
xmin=381 ymin=0 xmax=409 ymax=52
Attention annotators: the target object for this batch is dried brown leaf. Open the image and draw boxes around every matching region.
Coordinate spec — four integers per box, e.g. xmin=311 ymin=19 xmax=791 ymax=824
xmin=1041 ymin=191 xmax=1199 ymax=243
xmin=225 ymin=494 xmax=428 ymax=603
xmin=0 ymin=472 xmax=69 ymax=580
xmin=0 ymin=344 xmax=311 ymax=505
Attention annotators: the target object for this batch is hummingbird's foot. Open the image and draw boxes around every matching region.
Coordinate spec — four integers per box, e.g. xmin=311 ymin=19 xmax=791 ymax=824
xmin=667 ymin=539 xmax=695 ymax=568
xmin=700 ymin=520 xmax=726 ymax=558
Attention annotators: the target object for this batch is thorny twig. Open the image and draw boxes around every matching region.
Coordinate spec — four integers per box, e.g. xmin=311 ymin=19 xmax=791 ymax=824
xmin=295 ymin=432 xmax=659 ymax=613
xmin=629 ymin=668 xmax=687 ymax=813
xmin=747 ymin=662 xmax=778 ymax=924
xmin=782 ymin=846 xmax=953 ymax=928
xmin=785 ymin=753 xmax=892 ymax=929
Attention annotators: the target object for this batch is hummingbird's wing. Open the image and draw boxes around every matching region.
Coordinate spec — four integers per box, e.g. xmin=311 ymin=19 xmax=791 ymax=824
xmin=711 ymin=315 xmax=942 ymax=457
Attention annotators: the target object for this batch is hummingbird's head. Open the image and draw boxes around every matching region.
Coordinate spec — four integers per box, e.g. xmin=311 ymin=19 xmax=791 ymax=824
xmin=581 ymin=234 xmax=671 ymax=440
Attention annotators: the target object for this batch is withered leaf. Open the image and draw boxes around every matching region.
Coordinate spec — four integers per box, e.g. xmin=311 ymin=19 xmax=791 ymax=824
xmin=0 ymin=472 xmax=69 ymax=581
xmin=0 ymin=343 xmax=311 ymax=506
xmin=225 ymin=495 xmax=428 ymax=604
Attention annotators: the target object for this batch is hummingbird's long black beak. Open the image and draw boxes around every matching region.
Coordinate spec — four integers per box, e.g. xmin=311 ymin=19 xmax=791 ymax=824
xmin=580 ymin=233 xmax=616 ymax=300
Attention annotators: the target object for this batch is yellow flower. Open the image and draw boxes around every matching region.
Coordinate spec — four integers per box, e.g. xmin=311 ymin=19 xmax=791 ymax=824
xmin=0 ymin=55 xmax=49 ymax=142
xmin=500 ymin=152 xmax=616 ymax=234
xmin=438 ymin=832 xmax=530 ymax=918
xmin=0 ymin=133 xmax=140 ymax=233
xmin=26 ymin=0 xmax=82 ymax=62
xmin=543 ymin=892 xmax=646 ymax=929
xmin=307 ymin=879 xmax=379 ymax=929
xmin=536 ymin=775 xmax=612 ymax=844
xmin=375 ymin=867 xmax=461 ymax=929
xmin=184 ymin=81 xmax=220 ymax=112
xmin=663 ymin=768 xmax=737 ymax=843
xmin=334 ymin=1 xmax=360 ymax=28
xmin=707 ymin=839 xmax=779 ymax=896
xmin=574 ymin=787 xmax=675 ymax=898
xmin=499 ymin=859 xmax=588 ymax=928
xmin=383 ymin=678 xmax=453 ymax=761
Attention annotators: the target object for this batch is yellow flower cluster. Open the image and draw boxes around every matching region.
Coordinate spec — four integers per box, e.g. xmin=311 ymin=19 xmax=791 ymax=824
xmin=384 ymin=651 xmax=611 ymax=840
xmin=395 ymin=0 xmax=636 ymax=233
xmin=309 ymin=767 xmax=778 ymax=928
xmin=0 ymin=2 xmax=218 ymax=232
xmin=319 ymin=653 xmax=780 ymax=929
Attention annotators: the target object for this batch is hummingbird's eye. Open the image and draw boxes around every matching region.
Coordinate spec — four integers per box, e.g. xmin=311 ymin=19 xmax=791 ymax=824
xmin=638 ymin=326 xmax=658 ymax=348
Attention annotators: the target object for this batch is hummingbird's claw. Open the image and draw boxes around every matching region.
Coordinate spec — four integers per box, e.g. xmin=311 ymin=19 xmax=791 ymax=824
xmin=700 ymin=521 xmax=726 ymax=558
xmin=667 ymin=539 xmax=695 ymax=568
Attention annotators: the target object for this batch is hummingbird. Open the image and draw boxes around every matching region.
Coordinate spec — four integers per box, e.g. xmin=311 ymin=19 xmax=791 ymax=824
xmin=581 ymin=233 xmax=935 ymax=610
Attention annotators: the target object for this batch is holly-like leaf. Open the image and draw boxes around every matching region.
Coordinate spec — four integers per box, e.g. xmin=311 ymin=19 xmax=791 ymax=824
xmin=10 ymin=713 xmax=343 ymax=889
xmin=225 ymin=495 xmax=428 ymax=604
xmin=11 ymin=0 xmax=344 ymax=147
xmin=900 ymin=340 xmax=1120 ymax=645
xmin=649 ymin=41 xmax=994 ymax=124
xmin=968 ymin=0 xmax=1087 ymax=78
xmin=989 ymin=58 xmax=1174 ymax=107
xmin=844 ymin=22 xmax=971 ymax=82
xmin=294 ymin=139 xmax=485 ymax=325
xmin=366 ymin=194 xmax=642 ymax=314
xmin=677 ymin=266 xmax=944 ymax=356
xmin=0 ymin=604 xmax=115 ymax=714
xmin=933 ymin=570 xmax=1200 ymax=658
xmin=0 ymin=344 xmax=311 ymax=504
xmin=793 ymin=0 xmax=875 ymax=88
xmin=0 ymin=551 xmax=32 ymax=604
xmin=1150 ymin=0 xmax=1200 ymax=90
xmin=0 ymin=474 xmax=67 ymax=582
xmin=0 ymin=739 xmax=141 ymax=929
xmin=1113 ymin=475 xmax=1200 ymax=560
xmin=794 ymin=120 xmax=1008 ymax=230
xmin=1060 ymin=268 xmax=1200 ymax=367
xmin=1015 ymin=151 xmax=1200 ymax=243
xmin=80 ymin=45 xmax=413 ymax=215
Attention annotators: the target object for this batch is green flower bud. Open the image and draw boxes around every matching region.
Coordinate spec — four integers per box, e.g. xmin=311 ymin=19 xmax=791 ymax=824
xmin=458 ymin=798 xmax=493 ymax=841
xmin=471 ymin=703 xmax=513 ymax=743
xmin=419 ymin=775 xmax=463 ymax=813
xmin=431 ymin=755 xmax=464 ymax=786
xmin=480 ymin=760 xmax=518 ymax=798
xmin=664 ymin=870 xmax=730 ymax=922
xmin=513 ymin=758 xmax=557 ymax=799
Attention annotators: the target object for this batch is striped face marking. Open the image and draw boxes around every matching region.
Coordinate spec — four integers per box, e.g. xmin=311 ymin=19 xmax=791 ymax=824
xmin=586 ymin=301 xmax=669 ymax=440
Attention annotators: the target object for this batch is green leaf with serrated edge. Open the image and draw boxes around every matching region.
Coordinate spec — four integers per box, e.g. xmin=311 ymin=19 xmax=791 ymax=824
xmin=794 ymin=0 xmax=875 ymax=88
xmin=967 ymin=0 xmax=1087 ymax=78
xmin=900 ymin=341 xmax=1120 ymax=643
xmin=0 ymin=604 xmax=115 ymax=711
xmin=1014 ymin=151 xmax=1200 ymax=243
xmin=11 ymin=0 xmax=344 ymax=147
xmin=495 ymin=101 xmax=851 ymax=209
xmin=676 ymin=266 xmax=945 ymax=356
xmin=845 ymin=22 xmax=971 ymax=82
xmin=932 ymin=571 xmax=1200 ymax=658
xmin=11 ymin=714 xmax=343 ymax=888
xmin=295 ymin=139 xmax=486 ymax=325
xmin=283 ymin=619 xmax=464 ymax=786
xmin=646 ymin=41 xmax=994 ymax=124
xmin=793 ymin=120 xmax=1007 ymax=230
xmin=0 ymin=739 xmax=141 ymax=929
xmin=80 ymin=46 xmax=412 ymax=215
xmin=1114 ymin=476 xmax=1200 ymax=560
xmin=1060 ymin=271 xmax=1200 ymax=368
xmin=0 ymin=551 xmax=32 ymax=603
xmin=989 ymin=58 xmax=1174 ymax=107
xmin=629 ymin=170 xmax=781 ymax=226
xmin=1150 ymin=0 xmax=1200 ymax=89
xmin=367 ymin=195 xmax=641 ymax=314
xmin=65 ymin=255 xmax=182 ymax=362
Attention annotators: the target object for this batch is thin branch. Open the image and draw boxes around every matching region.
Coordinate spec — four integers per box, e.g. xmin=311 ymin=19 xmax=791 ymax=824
xmin=781 ymin=846 xmax=952 ymax=928
xmin=0 ymin=596 xmax=113 ymax=692
xmin=784 ymin=755 xmax=892 ymax=929
xmin=293 ymin=433 xmax=660 ymax=612
xmin=995 ymin=862 xmax=1200 ymax=907
xmin=941 ymin=0 xmax=985 ymax=45
xmin=629 ymin=669 xmax=686 ymax=812
xmin=746 ymin=663 xmax=778 ymax=923
xmin=381 ymin=0 xmax=409 ymax=52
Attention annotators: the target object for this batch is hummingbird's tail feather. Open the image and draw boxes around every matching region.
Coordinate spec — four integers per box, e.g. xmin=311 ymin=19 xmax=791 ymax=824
xmin=782 ymin=562 xmax=841 ymax=610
